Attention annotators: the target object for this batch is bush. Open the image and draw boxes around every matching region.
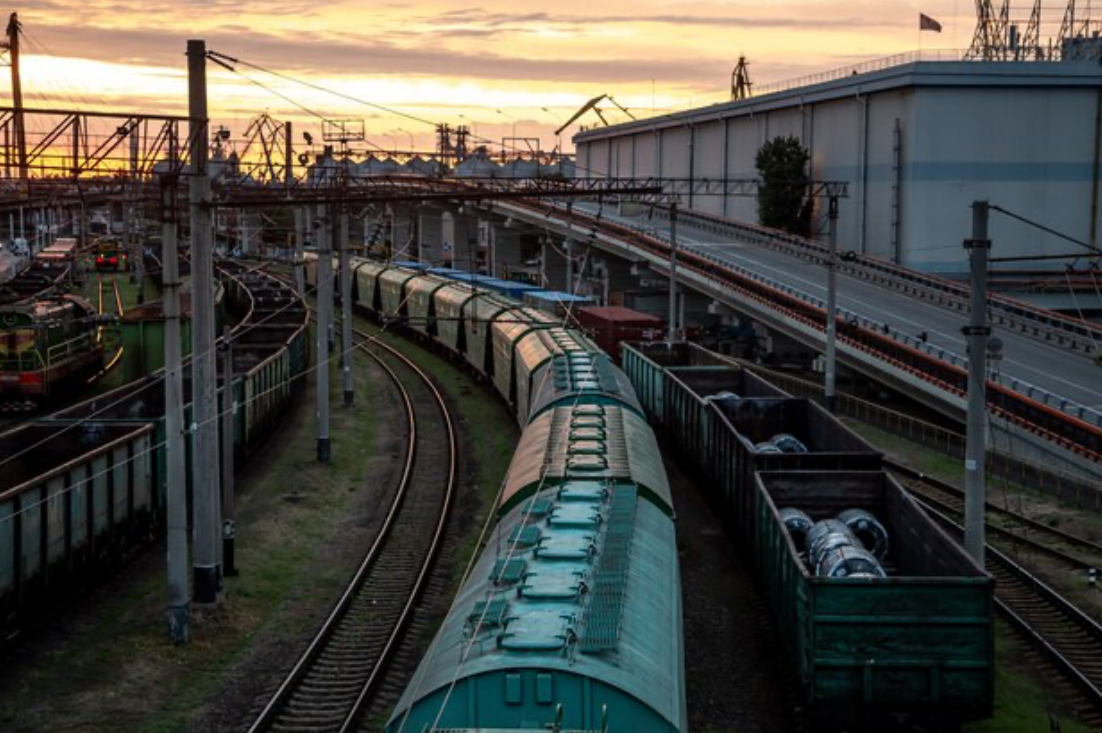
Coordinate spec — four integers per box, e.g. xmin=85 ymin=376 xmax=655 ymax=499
xmin=756 ymin=136 xmax=813 ymax=236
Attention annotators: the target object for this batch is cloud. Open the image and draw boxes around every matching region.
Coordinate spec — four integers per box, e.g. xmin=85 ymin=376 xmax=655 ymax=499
xmin=25 ymin=22 xmax=735 ymax=85
xmin=422 ymin=7 xmax=906 ymax=32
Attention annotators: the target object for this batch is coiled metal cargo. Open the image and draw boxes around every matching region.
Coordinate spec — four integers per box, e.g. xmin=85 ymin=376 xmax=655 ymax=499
xmin=816 ymin=545 xmax=887 ymax=579
xmin=838 ymin=507 xmax=890 ymax=560
xmin=779 ymin=507 xmax=813 ymax=552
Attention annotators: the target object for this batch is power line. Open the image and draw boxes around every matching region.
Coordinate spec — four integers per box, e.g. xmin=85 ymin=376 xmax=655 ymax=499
xmin=207 ymin=51 xmax=439 ymax=129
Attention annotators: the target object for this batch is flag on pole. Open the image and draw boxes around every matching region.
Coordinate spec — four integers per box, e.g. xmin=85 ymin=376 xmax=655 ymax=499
xmin=919 ymin=13 xmax=943 ymax=32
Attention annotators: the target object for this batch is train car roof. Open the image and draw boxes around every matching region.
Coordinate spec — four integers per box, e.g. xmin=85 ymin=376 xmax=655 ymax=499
xmin=387 ymin=482 xmax=684 ymax=732
xmin=499 ymin=404 xmax=673 ymax=517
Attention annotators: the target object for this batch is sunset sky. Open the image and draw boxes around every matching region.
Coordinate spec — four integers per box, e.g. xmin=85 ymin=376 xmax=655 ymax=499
xmin=0 ymin=1 xmax=1067 ymax=152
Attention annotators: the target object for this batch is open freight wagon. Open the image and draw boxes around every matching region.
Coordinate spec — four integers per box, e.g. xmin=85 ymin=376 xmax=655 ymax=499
xmin=621 ymin=342 xmax=995 ymax=726
xmin=756 ymin=470 xmax=994 ymax=724
xmin=623 ymin=342 xmax=881 ymax=539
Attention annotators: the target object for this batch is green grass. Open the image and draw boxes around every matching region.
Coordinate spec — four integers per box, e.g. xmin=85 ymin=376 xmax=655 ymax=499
xmin=964 ymin=622 xmax=1093 ymax=733
xmin=842 ymin=418 xmax=964 ymax=483
xmin=844 ymin=418 xmax=1102 ymax=544
xmin=0 ymin=312 xmax=523 ymax=732
xmin=0 ymin=333 xmax=379 ymax=732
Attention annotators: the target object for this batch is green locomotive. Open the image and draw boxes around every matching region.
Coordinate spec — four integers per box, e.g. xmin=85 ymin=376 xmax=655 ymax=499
xmin=0 ymin=295 xmax=104 ymax=409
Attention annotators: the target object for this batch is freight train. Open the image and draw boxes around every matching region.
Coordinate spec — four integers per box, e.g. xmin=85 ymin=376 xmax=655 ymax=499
xmin=622 ymin=342 xmax=995 ymax=727
xmin=309 ymin=257 xmax=688 ymax=733
xmin=0 ymin=294 xmax=104 ymax=409
xmin=0 ymin=261 xmax=309 ymax=635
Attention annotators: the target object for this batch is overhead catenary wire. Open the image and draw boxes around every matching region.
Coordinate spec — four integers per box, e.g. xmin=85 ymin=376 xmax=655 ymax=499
xmin=1063 ymin=266 xmax=1099 ymax=350
xmin=202 ymin=49 xmax=633 ymax=183
xmin=208 ymin=54 xmax=388 ymax=156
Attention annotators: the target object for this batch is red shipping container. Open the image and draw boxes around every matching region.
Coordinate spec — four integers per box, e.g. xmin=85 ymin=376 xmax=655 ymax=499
xmin=575 ymin=306 xmax=665 ymax=361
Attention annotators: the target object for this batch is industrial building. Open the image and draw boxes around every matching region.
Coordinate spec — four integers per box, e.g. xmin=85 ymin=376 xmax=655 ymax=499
xmin=575 ymin=57 xmax=1102 ymax=274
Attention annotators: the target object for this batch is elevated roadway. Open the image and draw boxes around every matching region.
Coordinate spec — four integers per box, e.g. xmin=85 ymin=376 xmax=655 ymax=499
xmin=576 ymin=202 xmax=1102 ymax=415
xmin=496 ymin=198 xmax=1102 ymax=480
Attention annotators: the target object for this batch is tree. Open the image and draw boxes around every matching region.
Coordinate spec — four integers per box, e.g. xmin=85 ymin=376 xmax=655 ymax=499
xmin=755 ymin=136 xmax=813 ymax=236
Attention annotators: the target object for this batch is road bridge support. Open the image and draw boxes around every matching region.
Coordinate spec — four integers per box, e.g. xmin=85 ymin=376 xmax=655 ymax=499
xmin=418 ymin=207 xmax=443 ymax=265
xmin=541 ymin=235 xmax=571 ymax=291
xmin=482 ymin=219 xmax=523 ymax=279
xmin=388 ymin=203 xmax=415 ymax=260
xmin=443 ymin=209 xmax=476 ymax=270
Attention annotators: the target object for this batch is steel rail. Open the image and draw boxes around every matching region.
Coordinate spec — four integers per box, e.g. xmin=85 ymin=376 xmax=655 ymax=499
xmin=888 ymin=460 xmax=1102 ymax=569
xmin=246 ymin=307 xmax=457 ymax=733
xmin=919 ymin=500 xmax=1102 ymax=723
xmin=337 ymin=322 xmax=458 ymax=733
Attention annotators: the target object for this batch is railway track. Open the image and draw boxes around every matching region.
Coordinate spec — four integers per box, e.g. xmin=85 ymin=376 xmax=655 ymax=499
xmin=89 ymin=277 xmax=125 ymax=382
xmin=919 ymin=501 xmax=1102 ymax=729
xmin=889 ymin=461 xmax=1102 ymax=573
xmin=248 ymin=316 xmax=458 ymax=733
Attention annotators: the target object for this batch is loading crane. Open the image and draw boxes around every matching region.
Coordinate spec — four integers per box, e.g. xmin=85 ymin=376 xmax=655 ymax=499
xmin=554 ymin=94 xmax=636 ymax=137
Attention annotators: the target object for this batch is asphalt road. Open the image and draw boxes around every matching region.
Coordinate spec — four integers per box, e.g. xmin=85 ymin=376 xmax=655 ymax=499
xmin=577 ymin=202 xmax=1102 ymax=413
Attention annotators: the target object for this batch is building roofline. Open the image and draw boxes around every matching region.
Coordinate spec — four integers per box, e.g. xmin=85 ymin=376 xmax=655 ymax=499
xmin=574 ymin=59 xmax=1102 ymax=143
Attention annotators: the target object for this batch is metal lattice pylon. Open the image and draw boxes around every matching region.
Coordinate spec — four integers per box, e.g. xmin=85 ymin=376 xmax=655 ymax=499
xmin=1020 ymin=0 xmax=1044 ymax=59
xmin=968 ymin=0 xmax=1009 ymax=59
xmin=1058 ymin=0 xmax=1079 ymax=46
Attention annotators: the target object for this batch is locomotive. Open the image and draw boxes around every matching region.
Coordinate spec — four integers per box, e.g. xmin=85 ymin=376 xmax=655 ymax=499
xmin=0 ymin=294 xmax=104 ymax=409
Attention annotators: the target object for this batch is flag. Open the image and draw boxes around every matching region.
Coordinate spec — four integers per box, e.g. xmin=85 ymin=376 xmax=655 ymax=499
xmin=919 ymin=13 xmax=943 ymax=32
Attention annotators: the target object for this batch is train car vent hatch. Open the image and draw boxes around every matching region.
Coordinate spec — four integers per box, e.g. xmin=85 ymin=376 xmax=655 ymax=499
xmin=468 ymin=596 xmax=510 ymax=628
xmin=579 ymin=485 xmax=638 ymax=654
xmin=559 ymin=480 xmax=607 ymax=503
xmin=549 ymin=503 xmax=602 ymax=529
xmin=499 ymin=609 xmax=575 ymax=651
xmin=508 ymin=524 xmax=542 ymax=549
xmin=524 ymin=497 xmax=554 ymax=518
xmin=491 ymin=557 xmax=528 ymax=585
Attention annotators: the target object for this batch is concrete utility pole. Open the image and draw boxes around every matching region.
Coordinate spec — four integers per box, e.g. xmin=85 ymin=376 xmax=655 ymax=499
xmin=667 ymin=201 xmax=680 ymax=342
xmin=187 ymin=39 xmax=222 ymax=604
xmin=5 ymin=13 xmax=27 ymax=182
xmin=161 ymin=174 xmax=188 ymax=643
xmin=824 ymin=195 xmax=840 ymax=412
xmin=293 ymin=207 xmax=305 ymax=295
xmin=130 ymin=128 xmax=144 ymax=302
xmin=964 ymin=201 xmax=991 ymax=568
xmin=284 ymin=120 xmax=294 ymax=187
xmin=316 ymin=203 xmax=332 ymax=462
xmin=340 ymin=207 xmax=354 ymax=406
xmin=220 ymin=325 xmax=237 ymax=577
